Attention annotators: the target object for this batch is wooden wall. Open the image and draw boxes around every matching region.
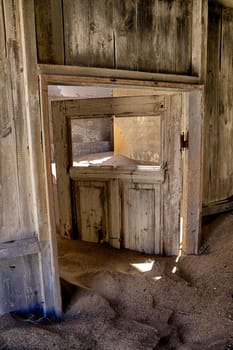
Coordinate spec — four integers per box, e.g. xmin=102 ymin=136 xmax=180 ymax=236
xmin=203 ymin=4 xmax=233 ymax=204
xmin=0 ymin=1 xmax=34 ymax=243
xmin=35 ymin=0 xmax=199 ymax=75
xmin=0 ymin=0 xmax=61 ymax=317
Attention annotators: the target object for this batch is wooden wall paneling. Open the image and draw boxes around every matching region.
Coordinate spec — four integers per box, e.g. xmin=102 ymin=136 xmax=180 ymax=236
xmin=137 ymin=0 xmax=192 ymax=74
xmin=192 ymin=0 xmax=208 ymax=80
xmin=162 ymin=95 xmax=182 ymax=256
xmin=218 ymin=7 xmax=233 ymax=199
xmin=34 ymin=0 xmax=64 ymax=64
xmin=20 ymin=0 xmax=62 ymax=317
xmin=63 ymin=0 xmax=114 ymax=67
xmin=203 ymin=4 xmax=222 ymax=204
xmin=3 ymin=0 xmax=35 ymax=237
xmin=51 ymin=101 xmax=73 ymax=238
xmin=0 ymin=254 xmax=43 ymax=315
xmin=1 ymin=0 xmax=63 ymax=317
xmin=203 ymin=4 xmax=233 ymax=205
xmin=0 ymin=1 xmax=21 ymax=242
xmin=113 ymin=0 xmax=138 ymax=70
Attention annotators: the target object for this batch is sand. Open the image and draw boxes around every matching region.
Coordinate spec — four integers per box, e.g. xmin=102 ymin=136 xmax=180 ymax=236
xmin=0 ymin=213 xmax=233 ymax=349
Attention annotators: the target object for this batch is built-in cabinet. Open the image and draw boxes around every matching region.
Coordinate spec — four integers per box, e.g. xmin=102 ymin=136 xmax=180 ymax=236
xmin=71 ymin=169 xmax=163 ymax=254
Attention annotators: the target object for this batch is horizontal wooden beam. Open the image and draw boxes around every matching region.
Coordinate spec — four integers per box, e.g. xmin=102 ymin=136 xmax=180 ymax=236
xmin=0 ymin=237 xmax=40 ymax=259
xmin=70 ymin=166 xmax=164 ymax=183
xmin=38 ymin=64 xmax=201 ymax=85
xmin=213 ymin=0 xmax=233 ymax=8
xmin=202 ymin=197 xmax=233 ymax=216
xmin=61 ymin=95 xmax=165 ymax=117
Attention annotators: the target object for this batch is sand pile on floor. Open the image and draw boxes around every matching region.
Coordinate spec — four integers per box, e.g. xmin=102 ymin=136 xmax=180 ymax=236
xmin=0 ymin=213 xmax=233 ymax=349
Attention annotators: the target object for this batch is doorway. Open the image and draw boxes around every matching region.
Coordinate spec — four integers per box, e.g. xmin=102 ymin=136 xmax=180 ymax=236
xmin=39 ymin=74 xmax=203 ymax=313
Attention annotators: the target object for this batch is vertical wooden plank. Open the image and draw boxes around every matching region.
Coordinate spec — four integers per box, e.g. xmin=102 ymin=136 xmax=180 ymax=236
xmin=191 ymin=0 xmax=208 ymax=79
xmin=19 ymin=0 xmax=62 ymax=316
xmin=122 ymin=183 xmax=161 ymax=255
xmin=34 ymin=0 xmax=64 ymax=64
xmin=63 ymin=0 xmax=114 ymax=67
xmin=217 ymin=7 xmax=233 ymax=200
xmin=3 ymin=0 xmax=35 ymax=237
xmin=137 ymin=0 xmax=192 ymax=74
xmin=51 ymin=101 xmax=73 ymax=238
xmin=77 ymin=182 xmax=107 ymax=243
xmin=113 ymin=0 xmax=138 ymax=70
xmin=203 ymin=4 xmax=221 ymax=204
xmin=202 ymin=4 xmax=233 ymax=205
xmin=162 ymin=94 xmax=182 ymax=256
xmin=182 ymin=91 xmax=203 ymax=254
xmin=0 ymin=0 xmax=21 ymax=242
xmin=0 ymin=254 xmax=43 ymax=315
xmin=108 ymin=179 xmax=121 ymax=249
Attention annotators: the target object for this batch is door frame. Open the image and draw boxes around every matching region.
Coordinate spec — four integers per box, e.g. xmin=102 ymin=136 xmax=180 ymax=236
xmin=39 ymin=68 xmax=203 ymax=312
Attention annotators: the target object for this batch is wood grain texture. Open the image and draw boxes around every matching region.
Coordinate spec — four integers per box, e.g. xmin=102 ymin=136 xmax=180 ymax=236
xmin=203 ymin=4 xmax=233 ymax=204
xmin=0 ymin=254 xmax=43 ymax=315
xmin=162 ymin=94 xmax=182 ymax=256
xmin=63 ymin=0 xmax=114 ymax=67
xmin=75 ymin=181 xmax=108 ymax=243
xmin=122 ymin=184 xmax=161 ymax=254
xmin=65 ymin=95 xmax=165 ymax=117
xmin=137 ymin=0 xmax=192 ymax=74
xmin=34 ymin=0 xmax=64 ymax=64
xmin=35 ymin=0 xmax=206 ymax=78
xmin=51 ymin=100 xmax=73 ymax=238
xmin=1 ymin=0 xmax=35 ymax=240
xmin=182 ymin=91 xmax=203 ymax=254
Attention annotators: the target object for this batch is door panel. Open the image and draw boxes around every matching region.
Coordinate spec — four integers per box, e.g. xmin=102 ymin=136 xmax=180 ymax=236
xmin=75 ymin=181 xmax=108 ymax=243
xmin=122 ymin=184 xmax=161 ymax=254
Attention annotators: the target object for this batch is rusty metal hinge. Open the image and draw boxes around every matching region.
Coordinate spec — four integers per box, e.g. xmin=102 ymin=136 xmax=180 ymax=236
xmin=180 ymin=131 xmax=189 ymax=150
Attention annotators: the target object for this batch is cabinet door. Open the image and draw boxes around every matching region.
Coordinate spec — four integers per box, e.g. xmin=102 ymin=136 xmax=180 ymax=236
xmin=75 ymin=181 xmax=108 ymax=243
xmin=122 ymin=183 xmax=161 ymax=254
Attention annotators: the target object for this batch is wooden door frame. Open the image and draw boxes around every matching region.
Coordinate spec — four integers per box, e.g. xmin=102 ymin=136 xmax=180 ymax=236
xmin=39 ymin=68 xmax=203 ymax=267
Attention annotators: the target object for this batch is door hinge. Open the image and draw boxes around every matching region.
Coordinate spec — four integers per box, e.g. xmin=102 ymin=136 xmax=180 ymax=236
xmin=180 ymin=132 xmax=189 ymax=150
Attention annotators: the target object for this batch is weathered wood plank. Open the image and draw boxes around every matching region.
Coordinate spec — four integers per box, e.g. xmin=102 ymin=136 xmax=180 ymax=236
xmin=203 ymin=197 xmax=233 ymax=216
xmin=203 ymin=5 xmax=233 ymax=204
xmin=218 ymin=7 xmax=233 ymax=198
xmin=2 ymin=0 xmax=35 ymax=238
xmin=122 ymin=183 xmax=161 ymax=254
xmin=113 ymin=0 xmax=138 ymax=70
xmin=75 ymin=181 xmax=108 ymax=243
xmin=108 ymin=179 xmax=121 ymax=248
xmin=63 ymin=0 xmax=114 ymax=67
xmin=0 ymin=254 xmax=43 ymax=315
xmin=0 ymin=238 xmax=40 ymax=259
xmin=70 ymin=166 xmax=164 ymax=183
xmin=162 ymin=94 xmax=182 ymax=256
xmin=192 ymin=0 xmax=208 ymax=79
xmin=137 ymin=0 xmax=192 ymax=74
xmin=51 ymin=101 xmax=73 ymax=238
xmin=65 ymin=95 xmax=165 ymax=117
xmin=182 ymin=91 xmax=203 ymax=254
xmin=38 ymin=64 xmax=200 ymax=85
xmin=0 ymin=1 xmax=21 ymax=242
xmin=34 ymin=0 xmax=64 ymax=64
